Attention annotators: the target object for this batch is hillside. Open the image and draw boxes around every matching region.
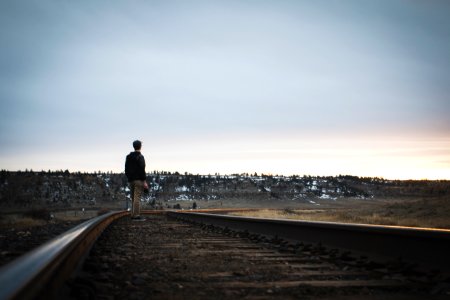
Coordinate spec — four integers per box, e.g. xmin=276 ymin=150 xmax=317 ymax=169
xmin=0 ymin=170 xmax=449 ymax=211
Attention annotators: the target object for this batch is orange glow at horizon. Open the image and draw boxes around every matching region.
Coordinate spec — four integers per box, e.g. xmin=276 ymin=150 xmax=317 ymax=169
xmin=147 ymin=133 xmax=450 ymax=180
xmin=2 ymin=133 xmax=449 ymax=180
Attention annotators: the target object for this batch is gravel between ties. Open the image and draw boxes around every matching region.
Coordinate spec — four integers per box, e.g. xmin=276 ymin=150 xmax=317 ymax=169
xmin=66 ymin=214 xmax=449 ymax=300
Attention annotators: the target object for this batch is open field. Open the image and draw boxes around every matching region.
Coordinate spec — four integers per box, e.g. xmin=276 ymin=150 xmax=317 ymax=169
xmin=228 ymin=196 xmax=450 ymax=230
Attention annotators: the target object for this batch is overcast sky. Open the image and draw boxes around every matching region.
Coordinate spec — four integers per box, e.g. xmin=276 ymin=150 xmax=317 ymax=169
xmin=1 ymin=0 xmax=449 ymax=179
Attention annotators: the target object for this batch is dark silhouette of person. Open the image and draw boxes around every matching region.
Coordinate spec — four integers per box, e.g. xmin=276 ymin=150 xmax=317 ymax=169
xmin=125 ymin=140 xmax=148 ymax=220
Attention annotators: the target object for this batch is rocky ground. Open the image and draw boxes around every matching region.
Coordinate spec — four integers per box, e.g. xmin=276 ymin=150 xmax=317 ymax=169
xmin=62 ymin=214 xmax=448 ymax=299
xmin=0 ymin=219 xmax=88 ymax=268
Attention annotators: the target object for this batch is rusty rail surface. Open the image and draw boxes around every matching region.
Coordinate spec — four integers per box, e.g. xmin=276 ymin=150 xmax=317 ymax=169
xmin=168 ymin=211 xmax=450 ymax=272
xmin=0 ymin=210 xmax=128 ymax=300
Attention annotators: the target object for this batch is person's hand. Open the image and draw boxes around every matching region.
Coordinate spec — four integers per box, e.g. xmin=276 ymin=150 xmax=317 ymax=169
xmin=143 ymin=181 xmax=149 ymax=189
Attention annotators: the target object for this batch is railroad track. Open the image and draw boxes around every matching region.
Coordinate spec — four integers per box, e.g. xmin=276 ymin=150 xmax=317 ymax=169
xmin=0 ymin=210 xmax=449 ymax=299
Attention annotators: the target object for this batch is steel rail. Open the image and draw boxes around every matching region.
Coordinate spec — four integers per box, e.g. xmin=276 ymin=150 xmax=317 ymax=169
xmin=0 ymin=210 xmax=128 ymax=300
xmin=168 ymin=211 xmax=450 ymax=272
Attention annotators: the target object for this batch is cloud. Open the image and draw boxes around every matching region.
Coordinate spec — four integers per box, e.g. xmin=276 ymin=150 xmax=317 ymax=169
xmin=0 ymin=0 xmax=449 ymax=177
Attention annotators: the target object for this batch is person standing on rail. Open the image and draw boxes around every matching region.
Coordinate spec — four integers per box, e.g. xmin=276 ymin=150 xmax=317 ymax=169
xmin=125 ymin=140 xmax=148 ymax=220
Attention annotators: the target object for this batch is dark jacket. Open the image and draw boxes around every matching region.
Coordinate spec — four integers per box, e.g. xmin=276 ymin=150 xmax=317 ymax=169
xmin=125 ymin=151 xmax=146 ymax=182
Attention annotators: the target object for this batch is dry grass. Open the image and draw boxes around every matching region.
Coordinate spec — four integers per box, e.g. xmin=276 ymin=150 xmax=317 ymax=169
xmin=0 ymin=216 xmax=47 ymax=229
xmin=230 ymin=197 xmax=450 ymax=230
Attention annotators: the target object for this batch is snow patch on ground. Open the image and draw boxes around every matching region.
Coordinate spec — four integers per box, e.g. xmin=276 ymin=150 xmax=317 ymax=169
xmin=319 ymin=194 xmax=337 ymax=200
xmin=176 ymin=186 xmax=189 ymax=192
xmin=175 ymin=194 xmax=191 ymax=201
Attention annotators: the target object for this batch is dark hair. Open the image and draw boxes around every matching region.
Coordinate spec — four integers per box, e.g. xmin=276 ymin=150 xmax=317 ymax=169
xmin=133 ymin=140 xmax=142 ymax=150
